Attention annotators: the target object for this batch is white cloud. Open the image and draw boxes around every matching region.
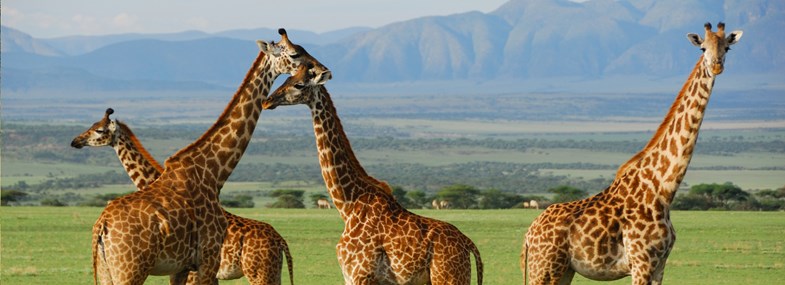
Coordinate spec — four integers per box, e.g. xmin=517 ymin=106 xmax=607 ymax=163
xmin=71 ymin=14 xmax=99 ymax=34
xmin=112 ymin=13 xmax=138 ymax=28
xmin=186 ymin=16 xmax=210 ymax=30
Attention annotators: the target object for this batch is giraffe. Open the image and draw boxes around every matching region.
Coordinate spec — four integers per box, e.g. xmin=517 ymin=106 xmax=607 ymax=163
xmin=262 ymin=64 xmax=483 ymax=285
xmin=89 ymin=29 xmax=331 ymax=285
xmin=70 ymin=108 xmax=295 ymax=285
xmin=521 ymin=22 xmax=742 ymax=285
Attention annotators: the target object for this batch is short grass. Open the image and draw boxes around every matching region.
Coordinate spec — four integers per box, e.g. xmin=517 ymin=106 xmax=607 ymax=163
xmin=1 ymin=207 xmax=783 ymax=285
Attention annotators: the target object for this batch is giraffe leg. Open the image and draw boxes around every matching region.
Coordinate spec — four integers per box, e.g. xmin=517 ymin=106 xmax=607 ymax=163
xmin=243 ymin=242 xmax=282 ymax=285
xmin=94 ymin=243 xmax=113 ymax=285
xmin=103 ymin=236 xmax=154 ymax=285
xmin=556 ymin=268 xmax=575 ymax=285
xmin=336 ymin=239 xmax=383 ymax=285
xmin=525 ymin=247 xmax=571 ymax=285
xmin=429 ymin=247 xmax=471 ymax=285
xmin=172 ymin=270 xmax=193 ymax=285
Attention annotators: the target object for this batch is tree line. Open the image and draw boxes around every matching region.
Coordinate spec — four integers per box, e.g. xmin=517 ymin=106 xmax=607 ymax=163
xmin=5 ymin=181 xmax=784 ymax=212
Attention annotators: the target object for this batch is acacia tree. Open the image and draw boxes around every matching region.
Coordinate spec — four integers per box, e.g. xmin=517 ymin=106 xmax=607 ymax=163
xmin=436 ymin=184 xmax=480 ymax=209
xmin=268 ymin=189 xmax=305 ymax=208
xmin=549 ymin=185 xmax=588 ymax=203
xmin=687 ymin=182 xmax=749 ymax=209
xmin=478 ymin=189 xmax=525 ymax=209
xmin=391 ymin=185 xmax=419 ymax=209
xmin=405 ymin=190 xmax=428 ymax=209
xmin=1 ymin=190 xmax=28 ymax=206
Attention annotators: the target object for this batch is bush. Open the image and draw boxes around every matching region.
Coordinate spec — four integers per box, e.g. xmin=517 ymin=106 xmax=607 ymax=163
xmin=268 ymin=189 xmax=305 ymax=208
xmin=549 ymin=185 xmax=588 ymax=203
xmin=221 ymin=195 xmax=255 ymax=208
xmin=268 ymin=194 xmax=305 ymax=208
xmin=40 ymin=198 xmax=67 ymax=207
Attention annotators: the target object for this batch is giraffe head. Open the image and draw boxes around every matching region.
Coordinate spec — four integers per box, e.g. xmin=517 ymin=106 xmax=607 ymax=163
xmin=687 ymin=22 xmax=743 ymax=76
xmin=262 ymin=63 xmax=321 ymax=110
xmin=257 ymin=28 xmax=332 ymax=85
xmin=71 ymin=108 xmax=119 ymax=149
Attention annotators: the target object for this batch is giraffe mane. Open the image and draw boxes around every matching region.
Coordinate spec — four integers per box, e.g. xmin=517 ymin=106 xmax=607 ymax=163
xmin=165 ymin=50 xmax=267 ymax=163
xmin=118 ymin=121 xmax=164 ymax=173
xmin=614 ymin=55 xmax=704 ymax=178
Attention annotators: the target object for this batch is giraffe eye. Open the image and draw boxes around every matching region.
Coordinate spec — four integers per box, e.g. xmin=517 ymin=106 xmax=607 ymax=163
xmin=294 ymin=83 xmax=306 ymax=90
xmin=289 ymin=53 xmax=301 ymax=59
xmin=96 ymin=129 xmax=106 ymax=134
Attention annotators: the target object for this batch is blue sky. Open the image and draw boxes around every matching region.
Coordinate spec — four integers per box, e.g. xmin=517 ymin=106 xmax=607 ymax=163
xmin=2 ymin=0 xmax=510 ymax=38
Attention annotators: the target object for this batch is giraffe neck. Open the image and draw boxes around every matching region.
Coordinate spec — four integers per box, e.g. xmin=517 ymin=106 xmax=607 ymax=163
xmin=616 ymin=55 xmax=716 ymax=204
xmin=164 ymin=51 xmax=275 ymax=192
xmin=113 ymin=122 xmax=164 ymax=189
xmin=308 ymin=86 xmax=393 ymax=219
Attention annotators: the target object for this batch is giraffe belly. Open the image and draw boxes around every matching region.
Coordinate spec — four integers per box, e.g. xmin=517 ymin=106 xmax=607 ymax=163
xmin=149 ymin=258 xmax=187 ymax=276
xmin=373 ymin=251 xmax=428 ymax=285
xmin=570 ymin=247 xmax=630 ymax=281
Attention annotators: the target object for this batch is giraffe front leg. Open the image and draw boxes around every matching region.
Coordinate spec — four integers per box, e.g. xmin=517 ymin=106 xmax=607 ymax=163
xmin=170 ymin=270 xmax=192 ymax=285
xmin=525 ymin=247 xmax=572 ymax=285
xmin=629 ymin=255 xmax=665 ymax=285
xmin=192 ymin=241 xmax=222 ymax=285
xmin=336 ymin=239 xmax=383 ymax=285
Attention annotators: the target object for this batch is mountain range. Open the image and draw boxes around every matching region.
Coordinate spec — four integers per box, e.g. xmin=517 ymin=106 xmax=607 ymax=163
xmin=2 ymin=0 xmax=783 ymax=91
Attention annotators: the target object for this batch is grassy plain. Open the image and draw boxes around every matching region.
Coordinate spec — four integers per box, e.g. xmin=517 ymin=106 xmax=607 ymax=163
xmin=1 ymin=207 xmax=783 ymax=285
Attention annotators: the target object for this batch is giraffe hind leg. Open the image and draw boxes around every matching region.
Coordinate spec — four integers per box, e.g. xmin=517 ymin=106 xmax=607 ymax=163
xmin=557 ymin=268 xmax=575 ymax=285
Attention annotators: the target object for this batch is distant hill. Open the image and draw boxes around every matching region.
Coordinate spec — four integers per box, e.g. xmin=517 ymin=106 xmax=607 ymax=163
xmin=2 ymin=0 xmax=783 ymax=90
xmin=1 ymin=26 xmax=63 ymax=56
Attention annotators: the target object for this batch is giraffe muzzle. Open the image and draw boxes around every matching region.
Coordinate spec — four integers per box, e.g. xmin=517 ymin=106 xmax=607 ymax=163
xmin=315 ymin=71 xmax=333 ymax=85
xmin=71 ymin=139 xmax=85 ymax=149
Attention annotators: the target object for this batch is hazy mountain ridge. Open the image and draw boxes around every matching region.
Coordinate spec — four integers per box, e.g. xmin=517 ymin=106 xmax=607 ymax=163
xmin=2 ymin=0 xmax=783 ymax=90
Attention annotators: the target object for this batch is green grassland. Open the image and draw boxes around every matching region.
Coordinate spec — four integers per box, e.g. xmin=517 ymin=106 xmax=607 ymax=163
xmin=1 ymin=207 xmax=783 ymax=285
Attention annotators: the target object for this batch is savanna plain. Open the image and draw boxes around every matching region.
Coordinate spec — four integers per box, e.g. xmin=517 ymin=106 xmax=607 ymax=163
xmin=1 ymin=207 xmax=784 ymax=285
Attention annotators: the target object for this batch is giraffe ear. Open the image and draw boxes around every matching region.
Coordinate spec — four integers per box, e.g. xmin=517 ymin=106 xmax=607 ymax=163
xmin=686 ymin=33 xmax=703 ymax=47
xmin=257 ymin=40 xmax=270 ymax=52
xmin=727 ymin=30 xmax=743 ymax=46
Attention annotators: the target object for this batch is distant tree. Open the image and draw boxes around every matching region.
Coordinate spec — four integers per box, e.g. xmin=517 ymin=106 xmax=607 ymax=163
xmin=549 ymin=185 xmax=588 ymax=203
xmin=756 ymin=188 xmax=785 ymax=199
xmin=40 ymin=198 xmax=67 ymax=207
xmin=13 ymin=180 xmax=29 ymax=190
xmin=405 ymin=190 xmax=428 ymax=209
xmin=268 ymin=189 xmax=305 ymax=208
xmin=687 ymin=182 xmax=749 ymax=208
xmin=269 ymin=189 xmax=305 ymax=198
xmin=689 ymin=184 xmax=717 ymax=199
xmin=221 ymin=195 xmax=255 ymax=208
xmin=391 ymin=185 xmax=418 ymax=209
xmin=1 ymin=190 xmax=28 ymax=206
xmin=436 ymin=184 xmax=480 ymax=209
xmin=79 ymin=192 xmax=133 ymax=207
xmin=711 ymin=183 xmax=749 ymax=205
xmin=478 ymin=189 xmax=525 ymax=209
xmin=672 ymin=193 xmax=713 ymax=210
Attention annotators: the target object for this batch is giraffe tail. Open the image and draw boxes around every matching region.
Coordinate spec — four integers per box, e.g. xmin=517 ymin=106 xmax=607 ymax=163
xmin=281 ymin=238 xmax=294 ymax=285
xmin=466 ymin=237 xmax=484 ymax=285
xmin=523 ymin=241 xmax=529 ymax=285
xmin=91 ymin=216 xmax=107 ymax=285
